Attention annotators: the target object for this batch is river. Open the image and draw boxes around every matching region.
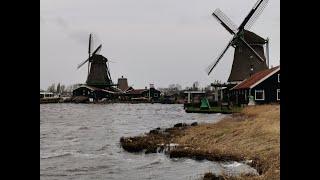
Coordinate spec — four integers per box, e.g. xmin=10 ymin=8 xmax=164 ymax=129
xmin=40 ymin=103 xmax=257 ymax=180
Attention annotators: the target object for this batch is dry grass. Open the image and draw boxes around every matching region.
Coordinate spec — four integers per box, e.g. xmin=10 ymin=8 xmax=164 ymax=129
xmin=120 ymin=105 xmax=280 ymax=179
xmin=174 ymin=105 xmax=280 ymax=180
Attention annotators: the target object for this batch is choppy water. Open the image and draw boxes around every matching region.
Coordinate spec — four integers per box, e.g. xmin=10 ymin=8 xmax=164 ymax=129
xmin=40 ymin=103 xmax=257 ymax=180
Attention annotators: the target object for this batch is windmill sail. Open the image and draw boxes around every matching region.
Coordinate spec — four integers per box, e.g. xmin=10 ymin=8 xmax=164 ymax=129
xmin=206 ymin=38 xmax=233 ymax=75
xmin=212 ymin=9 xmax=237 ymax=35
xmin=244 ymin=0 xmax=269 ymax=30
xmin=238 ymin=0 xmax=268 ymax=30
xmin=207 ymin=0 xmax=269 ymax=83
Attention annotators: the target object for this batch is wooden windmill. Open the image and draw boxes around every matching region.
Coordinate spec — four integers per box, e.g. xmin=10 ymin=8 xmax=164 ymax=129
xmin=206 ymin=0 xmax=270 ymax=83
xmin=77 ymin=34 xmax=115 ymax=89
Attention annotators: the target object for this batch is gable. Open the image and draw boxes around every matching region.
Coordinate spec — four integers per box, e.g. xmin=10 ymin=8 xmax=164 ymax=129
xmin=231 ymin=66 xmax=280 ymax=90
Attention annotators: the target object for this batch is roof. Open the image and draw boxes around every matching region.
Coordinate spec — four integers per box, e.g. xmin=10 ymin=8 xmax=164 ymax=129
xmin=40 ymin=92 xmax=53 ymax=94
xmin=73 ymin=85 xmax=117 ymax=94
xmin=125 ymin=89 xmax=147 ymax=95
xmin=101 ymin=89 xmax=115 ymax=94
xmin=231 ymin=66 xmax=280 ymax=90
xmin=184 ymin=91 xmax=205 ymax=94
xmin=243 ymin=30 xmax=266 ymax=44
xmin=75 ymin=85 xmax=99 ymax=91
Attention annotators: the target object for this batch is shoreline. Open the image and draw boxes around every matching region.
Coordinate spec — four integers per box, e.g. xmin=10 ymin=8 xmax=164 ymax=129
xmin=120 ymin=105 xmax=280 ymax=179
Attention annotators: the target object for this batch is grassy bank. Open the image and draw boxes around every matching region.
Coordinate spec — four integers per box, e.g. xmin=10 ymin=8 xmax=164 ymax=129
xmin=121 ymin=105 xmax=280 ymax=179
xmin=176 ymin=105 xmax=280 ymax=179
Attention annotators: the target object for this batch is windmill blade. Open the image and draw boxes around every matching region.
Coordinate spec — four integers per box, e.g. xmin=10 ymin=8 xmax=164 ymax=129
xmin=206 ymin=38 xmax=233 ymax=75
xmin=106 ymin=61 xmax=112 ymax=81
xmin=212 ymin=9 xmax=237 ymax=35
xmin=88 ymin=33 xmax=92 ymax=55
xmin=244 ymin=0 xmax=269 ymax=30
xmin=92 ymin=44 xmax=102 ymax=55
xmin=77 ymin=58 xmax=89 ymax=69
xmin=239 ymin=37 xmax=265 ymax=62
xmin=238 ymin=0 xmax=268 ymax=30
xmin=266 ymin=37 xmax=270 ymax=68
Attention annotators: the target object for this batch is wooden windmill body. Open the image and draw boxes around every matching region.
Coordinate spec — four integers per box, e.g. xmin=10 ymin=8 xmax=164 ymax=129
xmin=77 ymin=34 xmax=115 ymax=89
xmin=207 ymin=0 xmax=270 ymax=83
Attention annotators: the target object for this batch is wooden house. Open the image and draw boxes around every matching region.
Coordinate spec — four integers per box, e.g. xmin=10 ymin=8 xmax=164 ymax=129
xmin=124 ymin=86 xmax=161 ymax=101
xmin=72 ymin=85 xmax=120 ymax=100
xmin=228 ymin=66 xmax=280 ymax=105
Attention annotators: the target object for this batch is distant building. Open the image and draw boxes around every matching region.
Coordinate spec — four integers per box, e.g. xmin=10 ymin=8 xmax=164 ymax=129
xmin=229 ymin=66 xmax=280 ymax=105
xmin=40 ymin=91 xmax=54 ymax=99
xmin=184 ymin=91 xmax=206 ymax=104
xmin=72 ymin=84 xmax=121 ymax=100
xmin=124 ymin=86 xmax=161 ymax=101
xmin=117 ymin=76 xmax=129 ymax=91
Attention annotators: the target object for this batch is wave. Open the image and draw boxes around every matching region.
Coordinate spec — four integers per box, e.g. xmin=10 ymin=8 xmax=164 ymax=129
xmin=135 ymin=156 xmax=165 ymax=170
xmin=78 ymin=126 xmax=89 ymax=130
xmin=41 ymin=152 xmax=72 ymax=160
xmin=66 ymin=165 xmax=110 ymax=172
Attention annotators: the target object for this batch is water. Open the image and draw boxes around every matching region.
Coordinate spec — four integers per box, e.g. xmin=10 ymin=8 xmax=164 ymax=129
xmin=40 ymin=103 xmax=257 ymax=180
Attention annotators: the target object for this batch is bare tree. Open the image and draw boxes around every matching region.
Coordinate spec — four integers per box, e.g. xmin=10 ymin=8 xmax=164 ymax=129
xmin=47 ymin=83 xmax=56 ymax=93
xmin=60 ymin=85 xmax=66 ymax=93
xmin=192 ymin=81 xmax=199 ymax=91
xmin=204 ymin=84 xmax=212 ymax=92
xmin=56 ymin=83 xmax=61 ymax=94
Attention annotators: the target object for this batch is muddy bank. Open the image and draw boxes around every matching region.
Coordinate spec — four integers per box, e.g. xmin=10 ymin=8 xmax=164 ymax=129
xmin=120 ymin=123 xmax=195 ymax=154
xmin=120 ymin=122 xmax=262 ymax=178
xmin=120 ymin=105 xmax=279 ymax=180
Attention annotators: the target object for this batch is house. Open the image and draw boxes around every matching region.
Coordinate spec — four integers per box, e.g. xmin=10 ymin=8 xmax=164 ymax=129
xmin=229 ymin=66 xmax=280 ymax=105
xmin=72 ymin=84 xmax=120 ymax=100
xmin=40 ymin=91 xmax=54 ymax=99
xmin=124 ymin=86 xmax=161 ymax=101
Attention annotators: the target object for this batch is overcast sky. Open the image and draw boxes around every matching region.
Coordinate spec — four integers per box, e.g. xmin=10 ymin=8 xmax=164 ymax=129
xmin=40 ymin=0 xmax=279 ymax=90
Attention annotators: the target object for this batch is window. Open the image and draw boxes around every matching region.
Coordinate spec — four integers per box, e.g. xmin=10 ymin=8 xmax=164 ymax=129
xmin=277 ymin=89 xmax=280 ymax=101
xmin=255 ymin=90 xmax=265 ymax=100
xmin=154 ymin=93 xmax=158 ymax=97
xmin=278 ymin=74 xmax=280 ymax=83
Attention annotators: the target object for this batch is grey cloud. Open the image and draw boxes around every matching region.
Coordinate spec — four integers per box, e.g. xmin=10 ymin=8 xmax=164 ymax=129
xmin=40 ymin=0 xmax=280 ymax=89
xmin=55 ymin=17 xmax=69 ymax=29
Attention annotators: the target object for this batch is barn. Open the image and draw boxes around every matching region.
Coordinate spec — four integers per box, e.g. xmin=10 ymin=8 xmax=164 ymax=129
xmin=228 ymin=66 xmax=280 ymax=105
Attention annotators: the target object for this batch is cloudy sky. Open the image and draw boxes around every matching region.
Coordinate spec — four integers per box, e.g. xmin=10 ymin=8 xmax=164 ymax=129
xmin=40 ymin=0 xmax=279 ymax=90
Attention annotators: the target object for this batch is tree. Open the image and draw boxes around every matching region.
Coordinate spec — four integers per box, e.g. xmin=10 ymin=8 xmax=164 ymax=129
xmin=204 ymin=84 xmax=212 ymax=92
xmin=175 ymin=84 xmax=182 ymax=91
xmin=56 ymin=83 xmax=61 ymax=94
xmin=60 ymin=85 xmax=66 ymax=93
xmin=192 ymin=81 xmax=199 ymax=91
xmin=65 ymin=85 xmax=74 ymax=93
xmin=47 ymin=83 xmax=56 ymax=93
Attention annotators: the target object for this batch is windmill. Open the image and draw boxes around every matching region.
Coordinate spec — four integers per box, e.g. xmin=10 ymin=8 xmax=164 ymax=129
xmin=206 ymin=0 xmax=270 ymax=83
xmin=77 ymin=33 xmax=114 ymax=88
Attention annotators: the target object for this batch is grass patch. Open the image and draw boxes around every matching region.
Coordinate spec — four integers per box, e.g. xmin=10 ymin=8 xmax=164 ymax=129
xmin=177 ymin=105 xmax=280 ymax=179
xmin=120 ymin=105 xmax=280 ymax=179
xmin=185 ymin=106 xmax=243 ymax=114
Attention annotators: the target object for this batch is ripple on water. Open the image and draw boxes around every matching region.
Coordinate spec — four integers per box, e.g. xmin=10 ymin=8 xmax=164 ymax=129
xmin=40 ymin=103 xmax=250 ymax=180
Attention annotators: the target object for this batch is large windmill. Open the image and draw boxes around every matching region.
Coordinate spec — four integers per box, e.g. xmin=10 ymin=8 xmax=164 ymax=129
xmin=77 ymin=34 xmax=114 ymax=89
xmin=207 ymin=0 xmax=270 ymax=83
